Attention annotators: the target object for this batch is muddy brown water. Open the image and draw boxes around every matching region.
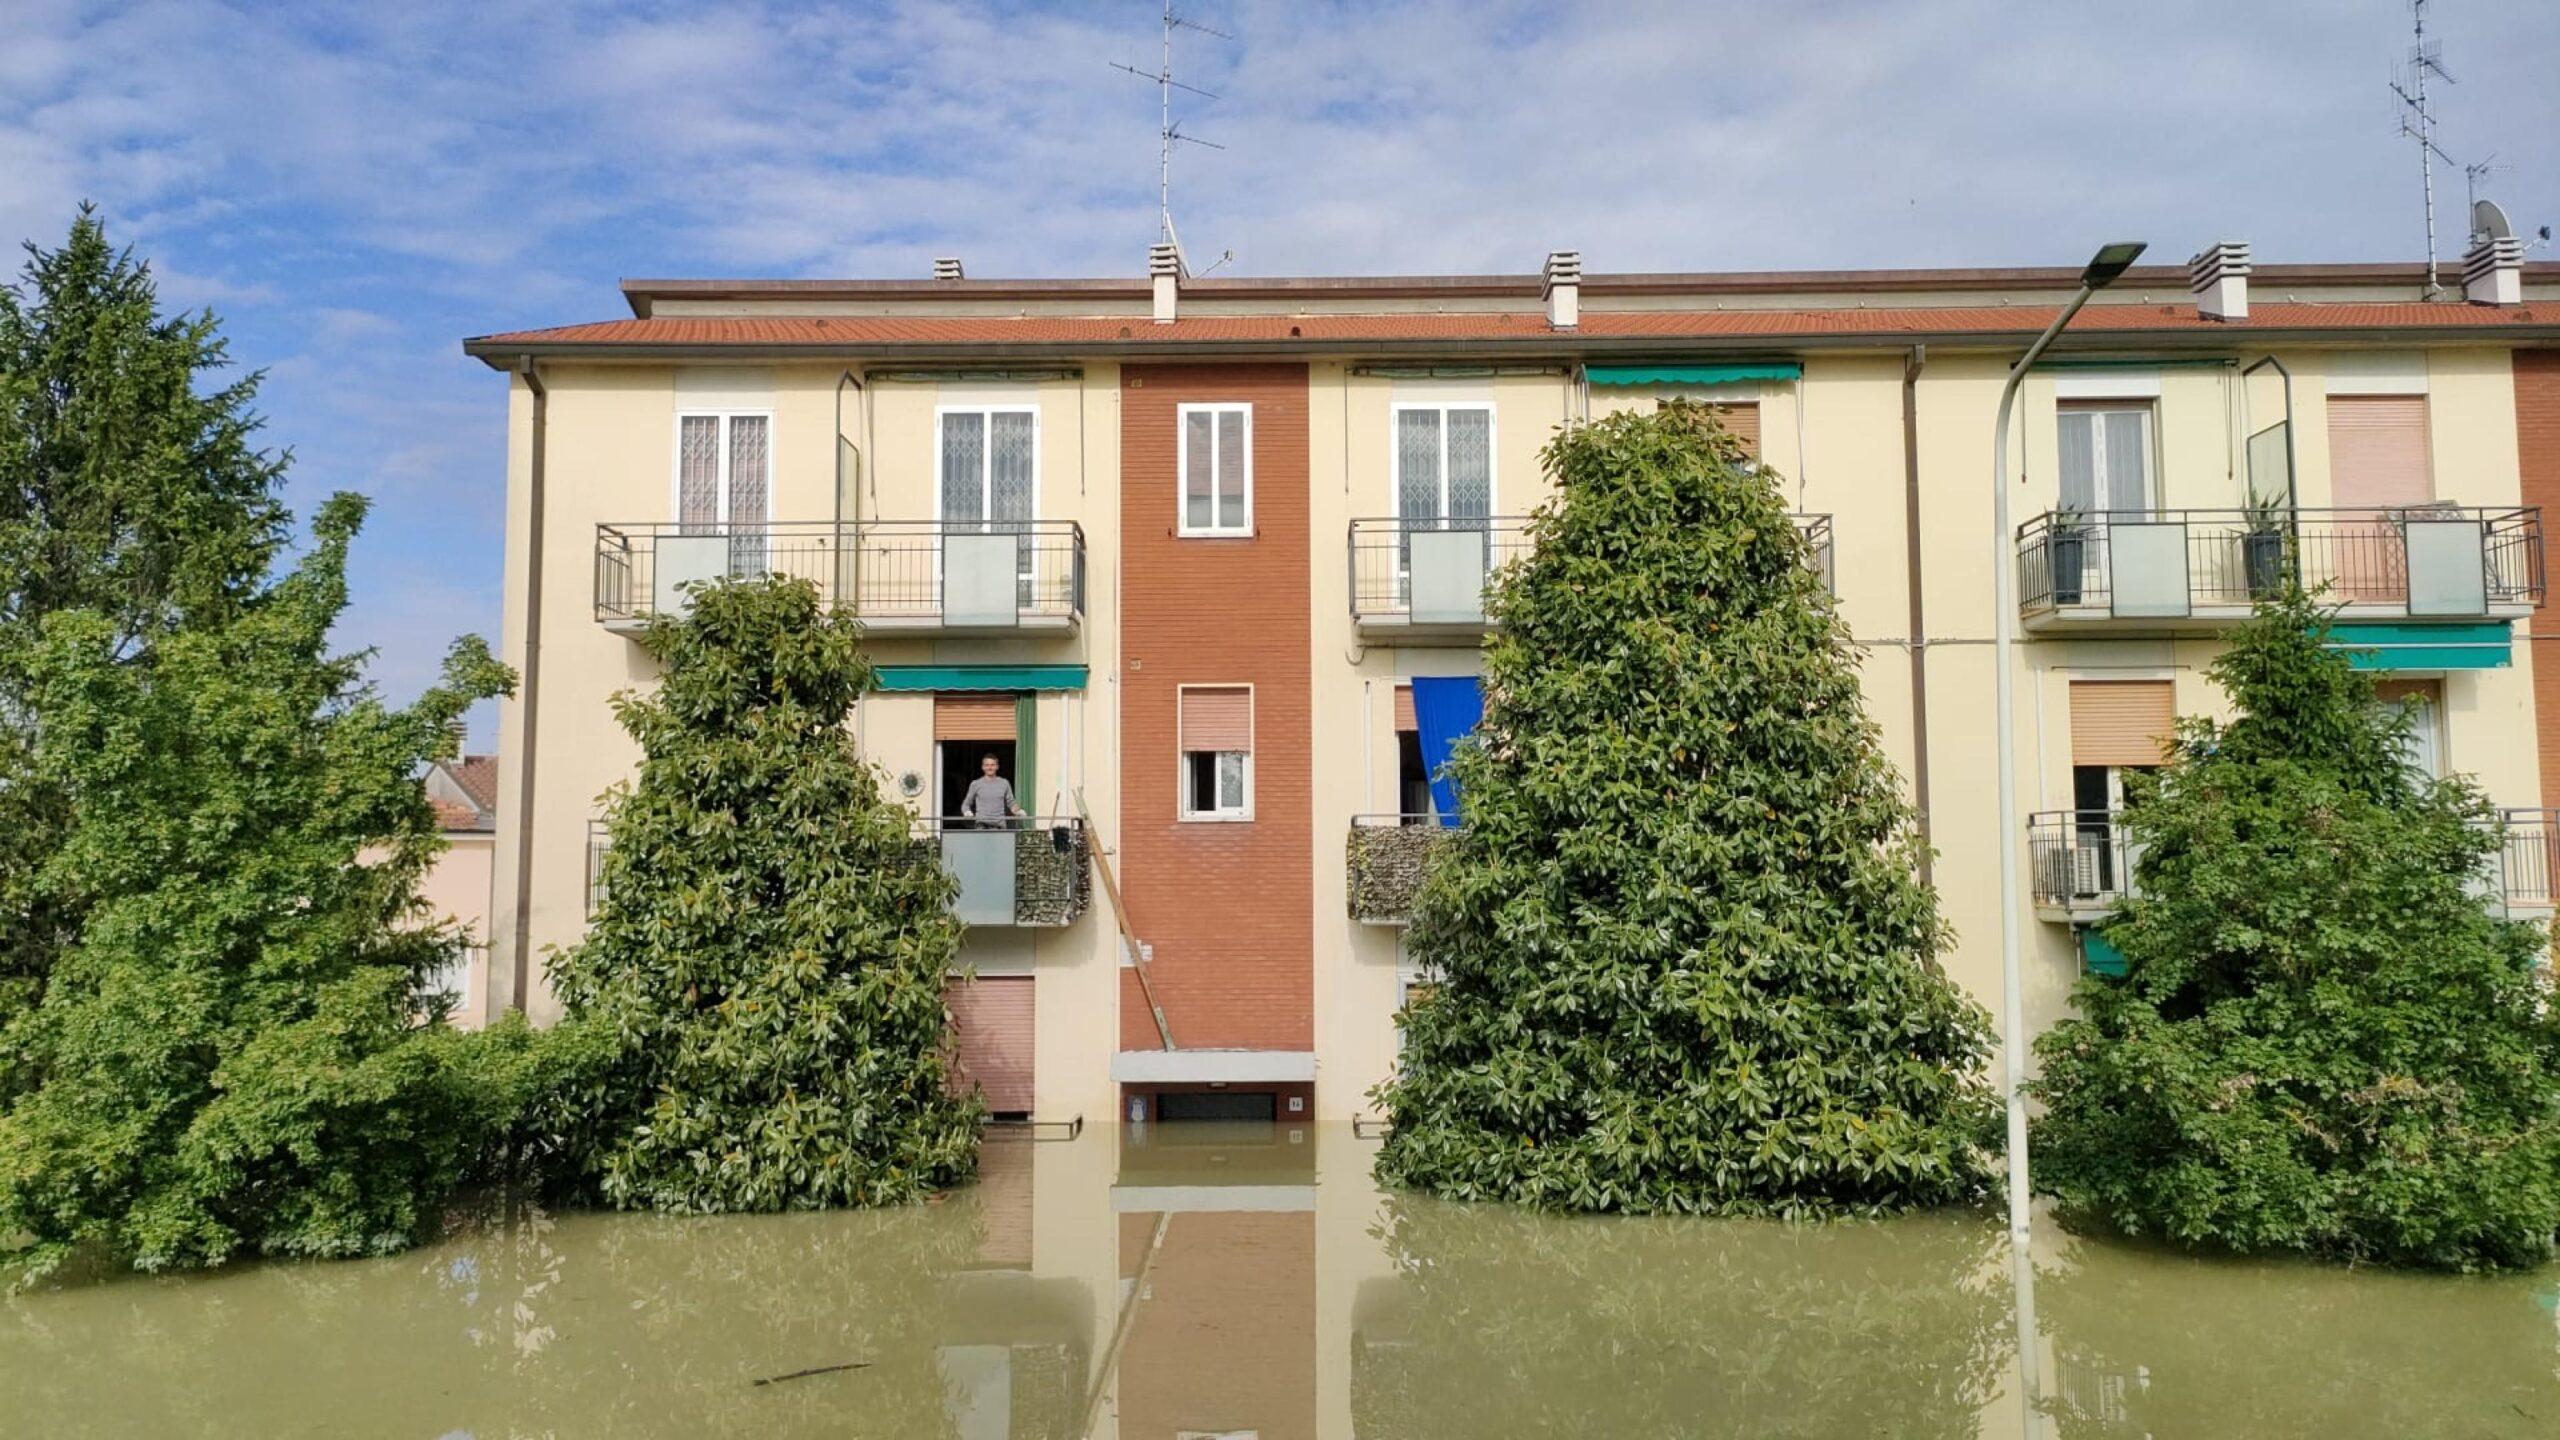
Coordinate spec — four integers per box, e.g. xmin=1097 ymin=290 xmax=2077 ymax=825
xmin=6 ymin=1122 xmax=2557 ymax=1437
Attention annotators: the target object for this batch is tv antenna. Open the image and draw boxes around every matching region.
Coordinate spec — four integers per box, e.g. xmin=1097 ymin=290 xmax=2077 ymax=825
xmin=2388 ymin=0 xmax=2459 ymax=296
xmin=1112 ymin=1 xmax=1228 ymax=271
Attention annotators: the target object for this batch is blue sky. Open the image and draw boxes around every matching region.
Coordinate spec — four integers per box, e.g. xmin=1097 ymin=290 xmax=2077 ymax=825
xmin=4 ymin=1 xmax=2554 ymax=748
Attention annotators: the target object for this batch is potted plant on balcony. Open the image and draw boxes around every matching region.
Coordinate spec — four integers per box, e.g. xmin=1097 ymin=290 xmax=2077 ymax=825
xmin=2048 ymin=504 xmax=2091 ymax=607
xmin=2241 ymin=493 xmax=2288 ymax=600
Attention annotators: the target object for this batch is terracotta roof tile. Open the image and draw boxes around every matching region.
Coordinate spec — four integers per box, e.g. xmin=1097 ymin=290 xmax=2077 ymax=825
xmin=468 ymin=303 xmax=2552 ymax=354
xmin=449 ymin=755 xmax=499 ymax=811
xmin=431 ymin=798 xmax=491 ymax=833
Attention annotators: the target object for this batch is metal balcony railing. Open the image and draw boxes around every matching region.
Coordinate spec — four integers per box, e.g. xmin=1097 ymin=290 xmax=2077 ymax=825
xmin=2030 ymin=805 xmax=2560 ymax=918
xmin=2494 ymin=807 xmax=2560 ymax=910
xmin=2027 ymin=810 xmax=2135 ymax=913
xmin=585 ymin=815 xmax=1090 ymax=927
xmin=2016 ymin=507 xmax=2543 ymax=620
xmin=1347 ymin=813 xmax=1454 ymax=924
xmin=595 ymin=520 xmax=1086 ymax=631
xmin=910 ymin=816 xmax=1092 ymax=927
xmin=1347 ymin=512 xmax=1835 ymax=629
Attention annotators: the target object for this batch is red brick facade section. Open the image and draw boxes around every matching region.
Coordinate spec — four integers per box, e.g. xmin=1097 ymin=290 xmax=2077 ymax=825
xmin=1118 ymin=363 xmax=1314 ymax=1052
xmin=2520 ymin=351 xmax=2560 ymax=812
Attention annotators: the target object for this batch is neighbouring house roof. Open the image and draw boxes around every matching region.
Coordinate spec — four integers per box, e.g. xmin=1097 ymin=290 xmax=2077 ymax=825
xmin=426 ymin=754 xmax=499 ymax=834
xmin=466 ymin=299 xmax=2560 ymax=366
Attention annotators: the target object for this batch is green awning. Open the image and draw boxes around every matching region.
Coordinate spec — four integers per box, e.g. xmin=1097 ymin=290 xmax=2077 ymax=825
xmin=872 ymin=664 xmax=1087 ymax=693
xmin=2323 ymin=622 xmax=2512 ymax=671
xmin=2079 ymin=928 xmax=2129 ymax=978
xmin=1585 ymin=362 xmax=1801 ymax=387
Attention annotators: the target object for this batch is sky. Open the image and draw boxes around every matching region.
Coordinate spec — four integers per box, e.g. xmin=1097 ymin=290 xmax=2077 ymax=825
xmin=3 ymin=0 xmax=2554 ymax=748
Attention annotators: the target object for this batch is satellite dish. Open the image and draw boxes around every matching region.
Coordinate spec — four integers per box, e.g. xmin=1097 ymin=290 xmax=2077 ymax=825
xmin=2472 ymin=199 xmax=2514 ymax=243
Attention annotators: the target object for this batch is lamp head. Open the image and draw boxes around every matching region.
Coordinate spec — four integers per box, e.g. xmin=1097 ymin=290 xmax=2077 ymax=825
xmin=2080 ymin=242 xmax=2148 ymax=289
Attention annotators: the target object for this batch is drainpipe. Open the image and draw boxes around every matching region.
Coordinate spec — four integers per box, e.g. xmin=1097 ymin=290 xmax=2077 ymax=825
xmin=505 ymin=358 xmax=548 ymax=1015
xmin=1901 ymin=345 xmax=1935 ymax=883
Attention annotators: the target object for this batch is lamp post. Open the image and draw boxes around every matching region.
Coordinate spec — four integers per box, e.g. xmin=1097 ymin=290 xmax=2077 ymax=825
xmin=1992 ymin=241 xmax=2146 ymax=1248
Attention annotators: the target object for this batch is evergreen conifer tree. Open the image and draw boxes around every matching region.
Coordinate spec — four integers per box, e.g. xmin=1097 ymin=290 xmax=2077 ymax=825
xmin=1374 ymin=403 xmax=1995 ymax=1215
xmin=2031 ymin=586 xmax=2560 ymax=1270
xmin=545 ymin=576 xmax=982 ymax=1213
xmin=0 ymin=208 xmax=291 ymax=1089
xmin=0 ymin=495 xmax=531 ymax=1279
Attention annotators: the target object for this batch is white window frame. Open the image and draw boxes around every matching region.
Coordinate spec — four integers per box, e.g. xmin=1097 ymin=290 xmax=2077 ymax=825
xmin=1176 ymin=682 xmax=1255 ymax=823
xmin=2055 ymin=400 xmax=2157 ymax=515
xmin=934 ymin=404 xmax=1042 ymax=529
xmin=1176 ymin=403 xmax=1254 ymax=537
xmin=669 ymin=410 xmax=774 ymax=529
xmin=1388 ymin=402 xmax=1499 ymax=520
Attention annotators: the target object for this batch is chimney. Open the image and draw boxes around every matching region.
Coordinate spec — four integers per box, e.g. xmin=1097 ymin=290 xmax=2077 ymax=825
xmin=2462 ymin=232 xmax=2524 ymax=305
xmin=1542 ymin=249 xmax=1582 ymax=330
xmin=932 ymin=256 xmax=965 ymax=281
xmin=1149 ymin=242 xmax=1182 ymax=324
xmin=2187 ymin=242 xmax=2250 ymax=322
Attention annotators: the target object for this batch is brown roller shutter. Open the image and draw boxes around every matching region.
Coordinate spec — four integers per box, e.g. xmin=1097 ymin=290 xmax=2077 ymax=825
xmin=2071 ymin=681 xmax=2176 ymax=768
xmin=1710 ymin=402 xmax=1761 ymax=457
xmin=1393 ymin=684 xmax=1416 ymax=733
xmin=1179 ymin=685 xmax=1253 ymax=752
xmin=2327 ymin=395 xmax=2432 ymax=509
xmin=947 ymin=975 xmax=1034 ymax=1117
xmin=934 ymin=694 xmax=1018 ymax=741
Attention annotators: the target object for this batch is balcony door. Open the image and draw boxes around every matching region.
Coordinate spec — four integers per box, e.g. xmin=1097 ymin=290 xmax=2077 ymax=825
xmin=1393 ymin=404 xmax=1495 ymax=612
xmin=2328 ymin=395 xmax=2432 ymax=603
xmin=2057 ymin=402 xmax=2153 ymax=601
xmin=676 ymin=412 xmax=770 ymax=577
xmin=939 ymin=407 xmax=1039 ymax=604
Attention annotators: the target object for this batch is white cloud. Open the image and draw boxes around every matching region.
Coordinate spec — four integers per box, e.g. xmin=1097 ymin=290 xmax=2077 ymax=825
xmin=1 ymin=0 xmax=2553 ymax=717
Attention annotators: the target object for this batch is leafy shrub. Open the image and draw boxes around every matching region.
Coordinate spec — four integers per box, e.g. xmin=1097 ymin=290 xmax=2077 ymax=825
xmin=544 ymin=576 xmax=982 ymax=1212
xmin=0 ymin=496 xmax=522 ymax=1279
xmin=2030 ymin=585 xmax=2560 ymax=1270
xmin=1373 ymin=403 xmax=1996 ymax=1216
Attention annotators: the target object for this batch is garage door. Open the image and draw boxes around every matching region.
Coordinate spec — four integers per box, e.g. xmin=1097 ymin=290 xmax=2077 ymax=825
xmin=947 ymin=975 xmax=1035 ymax=1118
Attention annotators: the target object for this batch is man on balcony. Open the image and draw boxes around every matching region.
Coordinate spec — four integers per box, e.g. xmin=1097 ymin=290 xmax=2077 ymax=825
xmin=958 ymin=753 xmax=1025 ymax=829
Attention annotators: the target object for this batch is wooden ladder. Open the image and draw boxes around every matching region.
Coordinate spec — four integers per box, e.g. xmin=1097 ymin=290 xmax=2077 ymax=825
xmin=1077 ymin=790 xmax=1175 ymax=1051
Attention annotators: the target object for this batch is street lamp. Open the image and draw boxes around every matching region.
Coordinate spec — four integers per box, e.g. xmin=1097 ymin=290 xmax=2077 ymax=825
xmin=1991 ymin=240 xmax=2146 ymax=1248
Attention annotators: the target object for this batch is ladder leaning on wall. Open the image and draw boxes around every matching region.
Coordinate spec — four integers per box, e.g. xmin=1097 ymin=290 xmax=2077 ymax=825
xmin=1076 ymin=790 xmax=1174 ymax=1051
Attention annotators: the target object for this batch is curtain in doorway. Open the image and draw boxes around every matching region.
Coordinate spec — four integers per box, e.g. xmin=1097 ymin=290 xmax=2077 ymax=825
xmin=1409 ymin=675 xmax=1484 ymax=829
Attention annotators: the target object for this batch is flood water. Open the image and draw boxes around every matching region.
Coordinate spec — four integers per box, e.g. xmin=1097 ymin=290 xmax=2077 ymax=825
xmin=7 ymin=1122 xmax=2560 ymax=1437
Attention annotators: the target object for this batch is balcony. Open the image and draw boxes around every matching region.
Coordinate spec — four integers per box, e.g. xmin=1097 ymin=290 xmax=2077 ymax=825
xmin=1347 ymin=814 xmax=1453 ymax=924
xmin=1347 ymin=512 xmax=1835 ymax=641
xmin=584 ymin=816 xmax=1091 ymax=928
xmin=2016 ymin=507 xmax=2542 ymax=633
xmin=595 ymin=520 xmax=1085 ymax=636
xmin=2028 ymin=805 xmax=2558 ymax=925
xmin=910 ymin=817 xmax=1092 ymax=927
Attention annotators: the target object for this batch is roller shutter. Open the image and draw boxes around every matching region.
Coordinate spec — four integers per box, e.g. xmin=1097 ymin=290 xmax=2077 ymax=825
xmin=947 ymin=975 xmax=1035 ymax=1117
xmin=1179 ymin=686 xmax=1253 ymax=753
xmin=935 ymin=694 xmax=1019 ymax=742
xmin=2070 ymin=681 xmax=2176 ymax=768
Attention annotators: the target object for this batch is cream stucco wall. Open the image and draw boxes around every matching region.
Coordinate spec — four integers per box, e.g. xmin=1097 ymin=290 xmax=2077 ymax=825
xmin=487 ymin=334 xmax=2541 ymax=1130
xmin=421 ymin=831 xmax=495 ymax=1027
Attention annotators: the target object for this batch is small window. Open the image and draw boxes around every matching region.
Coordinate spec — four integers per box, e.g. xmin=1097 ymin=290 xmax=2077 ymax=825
xmin=1178 ymin=404 xmax=1252 ymax=535
xmin=1178 ymin=685 xmax=1253 ymax=821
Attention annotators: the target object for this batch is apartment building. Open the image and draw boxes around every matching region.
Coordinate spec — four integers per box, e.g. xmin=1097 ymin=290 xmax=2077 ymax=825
xmin=464 ymin=238 xmax=2560 ymax=1126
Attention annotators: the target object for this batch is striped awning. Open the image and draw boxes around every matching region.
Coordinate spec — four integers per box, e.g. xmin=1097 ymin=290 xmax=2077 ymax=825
xmin=873 ymin=665 xmax=1087 ymax=692
xmin=1585 ymin=362 xmax=1800 ymax=387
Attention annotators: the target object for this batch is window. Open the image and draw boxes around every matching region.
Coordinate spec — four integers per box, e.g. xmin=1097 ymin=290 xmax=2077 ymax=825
xmin=1393 ymin=403 xmax=1495 ymax=527
xmin=938 ymin=406 xmax=1039 ymax=591
xmin=675 ymin=412 xmax=771 ymax=575
xmin=1656 ymin=397 xmax=1761 ymax=457
xmin=2056 ymin=402 xmax=2153 ymax=516
xmin=1178 ymin=685 xmax=1253 ymax=821
xmin=1178 ymin=404 xmax=1252 ymax=535
xmin=2375 ymin=679 xmax=2443 ymax=779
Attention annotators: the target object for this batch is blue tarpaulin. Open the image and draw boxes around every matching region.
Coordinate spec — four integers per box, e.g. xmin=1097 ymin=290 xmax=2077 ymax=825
xmin=1409 ymin=675 xmax=1484 ymax=829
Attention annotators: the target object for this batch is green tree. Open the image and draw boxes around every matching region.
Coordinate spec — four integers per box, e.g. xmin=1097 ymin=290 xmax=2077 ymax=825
xmin=0 ymin=494 xmax=532 ymax=1280
xmin=544 ymin=576 xmax=982 ymax=1213
xmin=2030 ymin=585 xmax=2560 ymax=1271
xmin=1374 ymin=403 xmax=1996 ymax=1216
xmin=0 ymin=207 xmax=290 ymax=1088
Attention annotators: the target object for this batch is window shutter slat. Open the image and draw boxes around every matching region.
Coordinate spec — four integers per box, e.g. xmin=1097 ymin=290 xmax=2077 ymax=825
xmin=934 ymin=694 xmax=1019 ymax=741
xmin=2327 ymin=395 xmax=2432 ymax=509
xmin=1710 ymin=402 xmax=1760 ymax=456
xmin=1393 ymin=683 xmax=1416 ymax=733
xmin=1180 ymin=686 xmax=1253 ymax=753
xmin=2070 ymin=681 xmax=2175 ymax=768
